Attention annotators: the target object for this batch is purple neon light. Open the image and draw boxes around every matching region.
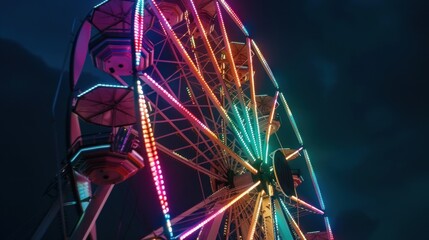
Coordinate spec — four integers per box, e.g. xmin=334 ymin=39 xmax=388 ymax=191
xmin=218 ymin=0 xmax=249 ymax=36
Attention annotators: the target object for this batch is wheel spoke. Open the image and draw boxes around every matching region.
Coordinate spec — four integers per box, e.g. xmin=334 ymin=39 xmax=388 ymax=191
xmin=156 ymin=143 xmax=227 ymax=181
xmin=246 ymin=191 xmax=263 ymax=240
xmin=278 ymin=198 xmax=307 ymax=240
xmin=149 ymin=0 xmax=257 ymax=162
xmin=141 ymin=73 xmax=258 ymax=174
xmin=289 ymin=196 xmax=324 ymax=215
xmin=264 ymin=91 xmax=279 ymax=163
xmin=179 ymin=181 xmax=261 ymax=239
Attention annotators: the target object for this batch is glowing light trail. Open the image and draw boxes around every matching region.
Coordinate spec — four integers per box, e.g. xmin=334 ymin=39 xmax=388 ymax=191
xmin=179 ymin=181 xmax=261 ymax=239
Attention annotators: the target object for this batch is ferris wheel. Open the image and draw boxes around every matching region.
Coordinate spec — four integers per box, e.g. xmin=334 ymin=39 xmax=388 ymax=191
xmin=33 ymin=0 xmax=334 ymax=239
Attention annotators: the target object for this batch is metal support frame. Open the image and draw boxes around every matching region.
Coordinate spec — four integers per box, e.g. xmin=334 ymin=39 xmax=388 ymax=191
xmin=70 ymin=184 xmax=114 ymax=240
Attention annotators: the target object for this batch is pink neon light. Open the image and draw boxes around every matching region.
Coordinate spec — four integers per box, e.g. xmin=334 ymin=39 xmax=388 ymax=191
xmin=180 ymin=181 xmax=261 ymax=239
xmin=141 ymin=73 xmax=258 ymax=174
xmin=290 ymin=196 xmax=324 ymax=215
xmin=285 ymin=146 xmax=304 ymax=160
xmin=218 ymin=0 xmax=249 ymax=36
xmin=143 ymin=73 xmax=219 ymax=139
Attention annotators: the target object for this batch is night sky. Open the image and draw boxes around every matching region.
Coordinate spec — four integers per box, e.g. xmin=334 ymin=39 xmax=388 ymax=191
xmin=1 ymin=0 xmax=428 ymax=239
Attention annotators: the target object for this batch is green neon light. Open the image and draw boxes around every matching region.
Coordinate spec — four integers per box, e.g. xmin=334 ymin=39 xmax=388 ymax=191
xmin=233 ymin=105 xmax=251 ymax=143
xmin=243 ymin=103 xmax=260 ymax=159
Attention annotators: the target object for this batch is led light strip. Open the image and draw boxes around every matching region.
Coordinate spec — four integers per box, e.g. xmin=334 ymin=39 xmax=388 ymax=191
xmin=264 ymin=91 xmax=279 ymax=163
xmin=188 ymin=0 xmax=256 ymax=162
xmin=216 ymin=1 xmax=242 ymax=89
xmin=324 ymin=216 xmax=334 ymax=240
xmin=272 ymin=198 xmax=280 ymax=239
xmin=247 ymin=38 xmax=262 ymax=159
xmin=246 ymin=192 xmax=263 ymax=240
xmin=77 ymin=84 xmax=129 ymax=98
xmin=179 ymin=181 xmax=261 ymax=239
xmin=290 ymin=196 xmax=324 ymax=215
xmin=279 ymin=198 xmax=307 ymax=240
xmin=279 ymin=92 xmax=303 ymax=145
xmin=149 ymin=0 xmax=256 ymax=162
xmin=93 ymin=0 xmax=108 ymax=8
xmin=141 ymin=73 xmax=258 ymax=174
xmin=217 ymin=0 xmax=249 ymax=36
xmin=243 ymin=104 xmax=259 ymax=159
xmin=233 ymin=105 xmax=251 ymax=143
xmin=70 ymin=144 xmax=111 ymax=163
xmin=136 ymin=79 xmax=173 ymax=238
xmin=134 ymin=0 xmax=145 ymax=66
xmin=188 ymin=0 xmax=221 ymax=74
xmin=303 ymin=149 xmax=325 ymax=210
xmin=216 ymin=2 xmax=258 ymax=154
xmin=285 ymin=146 xmax=304 ymax=160
xmin=251 ymin=40 xmax=279 ymax=89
